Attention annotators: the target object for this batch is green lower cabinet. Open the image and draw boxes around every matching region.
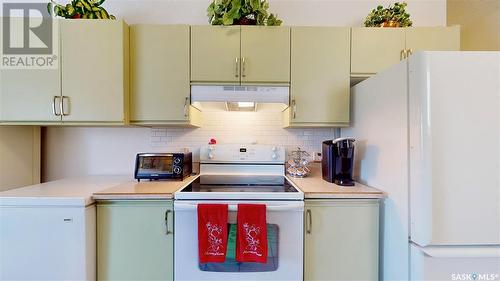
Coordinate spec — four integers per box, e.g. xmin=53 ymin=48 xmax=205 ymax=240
xmin=97 ymin=200 xmax=173 ymax=281
xmin=304 ymin=199 xmax=380 ymax=281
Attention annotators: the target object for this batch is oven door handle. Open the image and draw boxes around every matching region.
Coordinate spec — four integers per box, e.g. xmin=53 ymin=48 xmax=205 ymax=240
xmin=174 ymin=202 xmax=304 ymax=212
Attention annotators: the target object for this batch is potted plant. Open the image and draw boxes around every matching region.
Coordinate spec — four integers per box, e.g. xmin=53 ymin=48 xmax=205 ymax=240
xmin=47 ymin=0 xmax=115 ymax=19
xmin=207 ymin=0 xmax=282 ymax=26
xmin=364 ymin=2 xmax=412 ymax=27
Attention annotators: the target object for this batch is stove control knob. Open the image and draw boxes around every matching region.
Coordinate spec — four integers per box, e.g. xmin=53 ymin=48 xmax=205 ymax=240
xmin=272 ymin=153 xmax=278 ymax=160
xmin=208 ymin=152 xmax=214 ymax=159
xmin=272 ymin=146 xmax=278 ymax=152
xmin=173 ymin=166 xmax=182 ymax=174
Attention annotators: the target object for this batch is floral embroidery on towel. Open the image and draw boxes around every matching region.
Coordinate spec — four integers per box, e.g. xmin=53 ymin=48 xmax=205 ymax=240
xmin=242 ymin=223 xmax=263 ymax=256
xmin=236 ymin=204 xmax=267 ymax=263
xmin=205 ymin=222 xmax=225 ymax=256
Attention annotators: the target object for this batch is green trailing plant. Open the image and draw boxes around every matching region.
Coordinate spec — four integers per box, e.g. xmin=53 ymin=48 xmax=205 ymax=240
xmin=207 ymin=0 xmax=282 ymax=26
xmin=364 ymin=2 xmax=412 ymax=27
xmin=266 ymin=13 xmax=282 ymax=26
xmin=47 ymin=0 xmax=115 ymax=19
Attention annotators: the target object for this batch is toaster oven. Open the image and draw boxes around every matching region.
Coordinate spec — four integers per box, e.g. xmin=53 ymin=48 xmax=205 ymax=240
xmin=134 ymin=152 xmax=192 ymax=181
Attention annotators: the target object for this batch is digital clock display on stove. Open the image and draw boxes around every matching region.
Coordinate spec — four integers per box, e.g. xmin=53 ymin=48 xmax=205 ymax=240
xmin=240 ymin=148 xmax=247 ymax=152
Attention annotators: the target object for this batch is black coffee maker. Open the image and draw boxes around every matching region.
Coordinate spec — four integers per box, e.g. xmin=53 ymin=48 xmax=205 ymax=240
xmin=322 ymin=138 xmax=355 ymax=186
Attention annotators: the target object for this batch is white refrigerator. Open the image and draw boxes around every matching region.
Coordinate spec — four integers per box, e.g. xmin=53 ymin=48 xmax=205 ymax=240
xmin=343 ymin=51 xmax=500 ymax=281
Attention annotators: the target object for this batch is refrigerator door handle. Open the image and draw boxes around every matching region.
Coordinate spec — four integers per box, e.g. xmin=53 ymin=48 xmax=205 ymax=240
xmin=417 ymin=245 xmax=500 ymax=258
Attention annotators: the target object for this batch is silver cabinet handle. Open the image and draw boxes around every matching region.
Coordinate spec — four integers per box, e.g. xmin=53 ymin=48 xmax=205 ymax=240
xmin=52 ymin=96 xmax=61 ymax=116
xmin=165 ymin=209 xmax=173 ymax=235
xmin=291 ymin=99 xmax=296 ymax=119
xmin=407 ymin=49 xmax=413 ymax=56
xmin=235 ymin=57 xmax=239 ymax=78
xmin=184 ymin=96 xmax=189 ymax=118
xmin=241 ymin=57 xmax=246 ymax=78
xmin=60 ymin=96 xmax=70 ymax=116
xmin=306 ymin=209 xmax=312 ymax=234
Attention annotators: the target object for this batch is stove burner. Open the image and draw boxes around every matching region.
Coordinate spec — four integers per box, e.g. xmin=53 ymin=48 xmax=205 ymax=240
xmin=181 ymin=175 xmax=299 ymax=193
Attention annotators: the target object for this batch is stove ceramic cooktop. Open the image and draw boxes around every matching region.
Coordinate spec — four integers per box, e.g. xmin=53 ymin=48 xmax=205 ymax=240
xmin=175 ymin=175 xmax=303 ymax=201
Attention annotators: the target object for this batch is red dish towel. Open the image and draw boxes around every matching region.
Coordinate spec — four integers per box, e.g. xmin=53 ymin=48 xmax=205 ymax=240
xmin=198 ymin=204 xmax=228 ymax=263
xmin=236 ymin=204 xmax=268 ymax=263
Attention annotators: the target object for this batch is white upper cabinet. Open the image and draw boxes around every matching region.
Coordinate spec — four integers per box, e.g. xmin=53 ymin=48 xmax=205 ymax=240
xmin=405 ymin=26 xmax=460 ymax=53
xmin=285 ymin=26 xmax=350 ymax=127
xmin=351 ymin=28 xmax=406 ymax=75
xmin=0 ymin=18 xmax=61 ymax=123
xmin=191 ymin=25 xmax=290 ymax=84
xmin=0 ymin=68 xmax=62 ymax=123
xmin=1 ymin=19 xmax=129 ymax=125
xmin=130 ymin=24 xmax=200 ymax=127
xmin=60 ymin=20 xmax=129 ymax=124
xmin=191 ymin=26 xmax=241 ymax=83
xmin=240 ymin=26 xmax=290 ymax=84
xmin=351 ymin=26 xmax=460 ymax=76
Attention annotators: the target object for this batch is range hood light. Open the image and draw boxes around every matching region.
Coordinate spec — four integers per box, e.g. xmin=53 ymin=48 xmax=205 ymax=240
xmin=238 ymin=102 xmax=255 ymax=108
xmin=225 ymin=102 xmax=257 ymax=111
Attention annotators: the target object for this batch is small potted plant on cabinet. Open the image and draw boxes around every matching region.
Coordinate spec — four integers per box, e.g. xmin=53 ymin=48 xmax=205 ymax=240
xmin=47 ymin=0 xmax=115 ymax=19
xmin=207 ymin=0 xmax=283 ymax=26
xmin=364 ymin=2 xmax=412 ymax=27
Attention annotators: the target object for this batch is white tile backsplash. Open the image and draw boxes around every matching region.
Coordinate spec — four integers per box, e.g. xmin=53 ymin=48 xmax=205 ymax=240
xmin=42 ymin=111 xmax=339 ymax=181
xmin=149 ymin=111 xmax=336 ymax=160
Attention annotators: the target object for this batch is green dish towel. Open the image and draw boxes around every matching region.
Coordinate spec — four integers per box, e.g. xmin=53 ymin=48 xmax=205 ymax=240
xmin=226 ymin=224 xmax=237 ymax=260
xmin=226 ymin=224 xmax=278 ymax=260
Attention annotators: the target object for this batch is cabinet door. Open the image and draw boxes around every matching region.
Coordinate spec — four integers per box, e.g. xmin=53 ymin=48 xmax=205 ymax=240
xmin=130 ymin=25 xmax=196 ymax=126
xmin=289 ymin=27 xmax=350 ymax=127
xmin=0 ymin=18 xmax=61 ymax=123
xmin=240 ymin=26 xmax=290 ymax=83
xmin=304 ymin=200 xmax=379 ymax=281
xmin=405 ymin=26 xmax=460 ymax=53
xmin=97 ymin=200 xmax=173 ymax=281
xmin=351 ymin=28 xmax=405 ymax=75
xmin=60 ymin=20 xmax=128 ymax=124
xmin=191 ymin=26 xmax=240 ymax=83
xmin=0 ymin=69 xmax=61 ymax=123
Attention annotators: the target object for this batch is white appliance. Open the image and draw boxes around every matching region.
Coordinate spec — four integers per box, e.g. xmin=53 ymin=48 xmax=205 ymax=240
xmin=174 ymin=144 xmax=304 ymax=281
xmin=343 ymin=51 xmax=500 ymax=281
xmin=0 ymin=177 xmax=126 ymax=281
xmin=190 ymin=85 xmax=289 ymax=111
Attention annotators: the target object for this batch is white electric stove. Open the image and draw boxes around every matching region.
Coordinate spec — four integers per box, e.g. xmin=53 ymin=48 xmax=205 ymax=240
xmin=175 ymin=144 xmax=303 ymax=201
xmin=174 ymin=144 xmax=304 ymax=281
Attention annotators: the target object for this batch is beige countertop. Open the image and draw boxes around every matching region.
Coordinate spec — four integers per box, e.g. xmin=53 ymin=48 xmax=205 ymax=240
xmin=91 ymin=163 xmax=384 ymax=200
xmin=286 ymin=163 xmax=385 ymax=199
xmin=92 ymin=175 xmax=199 ymax=200
xmin=0 ymin=176 xmax=130 ymax=206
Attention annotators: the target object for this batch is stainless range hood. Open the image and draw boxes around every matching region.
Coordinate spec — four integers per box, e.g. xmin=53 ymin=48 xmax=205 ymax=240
xmin=190 ymin=85 xmax=289 ymax=111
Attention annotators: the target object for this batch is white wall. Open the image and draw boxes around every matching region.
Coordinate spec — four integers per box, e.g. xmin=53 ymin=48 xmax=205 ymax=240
xmin=447 ymin=0 xmax=500 ymax=51
xmin=43 ymin=111 xmax=335 ymax=180
xmin=0 ymin=127 xmax=40 ymax=190
xmin=104 ymin=0 xmax=446 ymax=26
xmin=42 ymin=0 xmax=446 ymax=181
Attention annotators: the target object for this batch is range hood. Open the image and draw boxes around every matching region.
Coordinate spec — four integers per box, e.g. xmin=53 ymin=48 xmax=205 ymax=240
xmin=190 ymin=85 xmax=289 ymax=111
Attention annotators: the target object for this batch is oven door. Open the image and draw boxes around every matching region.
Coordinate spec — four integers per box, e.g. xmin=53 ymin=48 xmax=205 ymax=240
xmin=174 ymin=200 xmax=304 ymax=281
